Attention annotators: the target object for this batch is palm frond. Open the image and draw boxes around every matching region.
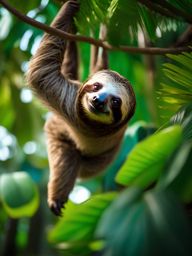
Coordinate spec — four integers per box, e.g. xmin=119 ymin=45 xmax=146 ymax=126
xmin=75 ymin=0 xmax=188 ymax=44
xmin=107 ymin=0 xmax=141 ymax=45
xmin=158 ymin=52 xmax=192 ymax=121
xmin=75 ymin=0 xmax=111 ymax=35
xmin=167 ymin=0 xmax=192 ymax=15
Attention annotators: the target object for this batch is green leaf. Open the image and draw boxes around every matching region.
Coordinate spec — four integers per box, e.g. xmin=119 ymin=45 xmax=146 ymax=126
xmin=115 ymin=126 xmax=183 ymax=187
xmin=157 ymin=142 xmax=192 ymax=203
xmin=96 ymin=188 xmax=143 ymax=240
xmin=75 ymin=0 xmax=110 ymax=34
xmin=75 ymin=0 xmax=185 ymax=44
xmin=108 ymin=0 xmax=141 ymax=45
xmin=0 ymin=172 xmax=39 ymax=218
xmin=167 ymin=52 xmax=192 ymax=73
xmin=170 ymin=103 xmax=192 ymax=141
xmin=48 ymin=192 xmax=117 ymax=244
xmin=96 ymin=188 xmax=192 ymax=256
xmin=104 ymin=122 xmax=156 ymax=190
xmin=0 ymin=77 xmax=14 ymax=128
xmin=138 ymin=5 xmax=158 ymax=41
xmin=144 ymin=190 xmax=192 ymax=256
xmin=8 ymin=0 xmax=41 ymax=13
xmin=9 ymin=84 xmax=44 ymax=146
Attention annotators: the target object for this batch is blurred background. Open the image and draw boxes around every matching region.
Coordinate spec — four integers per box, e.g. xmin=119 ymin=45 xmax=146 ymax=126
xmin=0 ymin=0 xmax=192 ymax=255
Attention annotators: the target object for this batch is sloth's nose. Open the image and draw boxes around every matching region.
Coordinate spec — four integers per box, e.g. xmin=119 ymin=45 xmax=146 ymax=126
xmin=92 ymin=93 xmax=108 ymax=112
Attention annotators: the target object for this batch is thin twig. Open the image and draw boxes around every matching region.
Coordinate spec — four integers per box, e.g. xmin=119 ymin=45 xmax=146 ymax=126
xmin=0 ymin=0 xmax=191 ymax=55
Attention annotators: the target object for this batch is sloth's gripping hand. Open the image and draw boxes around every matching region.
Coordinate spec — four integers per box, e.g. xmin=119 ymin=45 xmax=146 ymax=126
xmin=27 ymin=0 xmax=80 ymax=119
xmin=53 ymin=0 xmax=80 ymax=28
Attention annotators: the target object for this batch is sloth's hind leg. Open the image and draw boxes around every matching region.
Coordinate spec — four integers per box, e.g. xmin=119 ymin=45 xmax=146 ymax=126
xmin=45 ymin=115 xmax=80 ymax=216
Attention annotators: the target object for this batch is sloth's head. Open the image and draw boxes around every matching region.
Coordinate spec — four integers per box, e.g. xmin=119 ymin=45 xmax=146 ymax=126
xmin=78 ymin=70 xmax=136 ymax=127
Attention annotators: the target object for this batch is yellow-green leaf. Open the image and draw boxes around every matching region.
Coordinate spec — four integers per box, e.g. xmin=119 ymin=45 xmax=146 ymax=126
xmin=115 ymin=126 xmax=183 ymax=187
xmin=0 ymin=172 xmax=39 ymax=218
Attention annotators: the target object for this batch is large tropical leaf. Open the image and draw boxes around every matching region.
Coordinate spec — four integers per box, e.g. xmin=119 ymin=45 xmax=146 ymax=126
xmin=157 ymin=142 xmax=192 ymax=203
xmin=48 ymin=192 xmax=117 ymax=244
xmin=115 ymin=125 xmax=182 ymax=188
xmin=0 ymin=172 xmax=39 ymax=218
xmin=75 ymin=0 xmax=111 ymax=35
xmin=155 ymin=103 xmax=192 ymax=203
xmin=107 ymin=0 xmax=141 ymax=45
xmin=104 ymin=121 xmax=156 ymax=191
xmin=96 ymin=188 xmax=192 ymax=256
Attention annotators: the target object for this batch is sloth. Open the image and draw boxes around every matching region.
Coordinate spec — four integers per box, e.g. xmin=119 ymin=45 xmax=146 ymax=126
xmin=27 ymin=0 xmax=136 ymax=216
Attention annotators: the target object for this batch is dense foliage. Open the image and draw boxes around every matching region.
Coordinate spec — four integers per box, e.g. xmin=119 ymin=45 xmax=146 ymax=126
xmin=0 ymin=0 xmax=192 ymax=255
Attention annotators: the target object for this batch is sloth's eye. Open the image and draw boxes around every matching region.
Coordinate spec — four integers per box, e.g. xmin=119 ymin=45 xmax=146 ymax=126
xmin=93 ymin=82 xmax=102 ymax=92
xmin=111 ymin=97 xmax=121 ymax=108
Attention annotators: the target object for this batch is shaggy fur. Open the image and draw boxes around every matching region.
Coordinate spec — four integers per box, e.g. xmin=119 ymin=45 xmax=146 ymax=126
xmin=27 ymin=0 xmax=136 ymax=216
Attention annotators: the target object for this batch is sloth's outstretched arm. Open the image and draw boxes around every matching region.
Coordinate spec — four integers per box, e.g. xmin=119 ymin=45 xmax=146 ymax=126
xmin=27 ymin=1 xmax=80 ymax=215
xmin=27 ymin=1 xmax=80 ymax=121
xmin=45 ymin=115 xmax=80 ymax=216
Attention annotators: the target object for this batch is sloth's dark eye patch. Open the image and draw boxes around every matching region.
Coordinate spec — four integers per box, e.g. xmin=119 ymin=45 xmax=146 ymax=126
xmin=111 ymin=97 xmax=122 ymax=108
xmin=111 ymin=97 xmax=122 ymax=123
xmin=93 ymin=82 xmax=103 ymax=92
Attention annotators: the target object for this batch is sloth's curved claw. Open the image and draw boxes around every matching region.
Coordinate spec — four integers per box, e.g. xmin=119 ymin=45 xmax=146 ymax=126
xmin=49 ymin=199 xmax=65 ymax=216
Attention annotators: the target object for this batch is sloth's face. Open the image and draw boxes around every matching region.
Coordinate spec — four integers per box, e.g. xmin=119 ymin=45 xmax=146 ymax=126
xmin=81 ymin=71 xmax=131 ymax=125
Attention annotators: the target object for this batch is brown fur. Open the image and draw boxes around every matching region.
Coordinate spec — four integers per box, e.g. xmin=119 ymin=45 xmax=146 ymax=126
xmin=27 ymin=0 xmax=136 ymax=216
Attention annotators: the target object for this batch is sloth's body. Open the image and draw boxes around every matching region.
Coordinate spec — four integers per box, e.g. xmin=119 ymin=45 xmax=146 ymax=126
xmin=27 ymin=0 xmax=136 ymax=216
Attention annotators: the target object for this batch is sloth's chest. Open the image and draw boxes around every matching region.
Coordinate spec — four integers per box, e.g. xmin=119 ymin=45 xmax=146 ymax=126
xmin=65 ymin=123 xmax=124 ymax=156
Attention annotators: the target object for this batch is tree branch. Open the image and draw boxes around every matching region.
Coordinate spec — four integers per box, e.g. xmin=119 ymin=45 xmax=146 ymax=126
xmin=0 ymin=0 xmax=191 ymax=55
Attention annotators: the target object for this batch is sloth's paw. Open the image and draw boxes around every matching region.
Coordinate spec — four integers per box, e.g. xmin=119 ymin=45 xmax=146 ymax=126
xmin=48 ymin=199 xmax=66 ymax=216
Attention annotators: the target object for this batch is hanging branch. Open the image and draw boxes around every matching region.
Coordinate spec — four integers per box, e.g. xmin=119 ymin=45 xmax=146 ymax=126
xmin=0 ymin=0 xmax=191 ymax=55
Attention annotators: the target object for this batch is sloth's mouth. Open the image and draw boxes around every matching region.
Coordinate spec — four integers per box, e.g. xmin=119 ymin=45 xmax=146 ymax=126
xmin=88 ymin=102 xmax=109 ymax=115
